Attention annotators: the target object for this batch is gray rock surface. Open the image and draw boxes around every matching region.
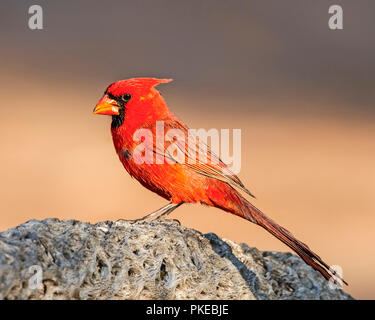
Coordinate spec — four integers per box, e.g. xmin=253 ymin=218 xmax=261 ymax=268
xmin=0 ymin=218 xmax=352 ymax=300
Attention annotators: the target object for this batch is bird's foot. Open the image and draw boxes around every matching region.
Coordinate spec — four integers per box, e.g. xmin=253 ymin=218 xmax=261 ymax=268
xmin=115 ymin=217 xmax=181 ymax=226
xmin=115 ymin=218 xmax=147 ymax=225
xmin=153 ymin=217 xmax=181 ymax=225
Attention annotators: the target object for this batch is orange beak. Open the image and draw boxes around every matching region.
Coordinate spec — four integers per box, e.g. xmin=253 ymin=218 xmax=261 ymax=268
xmin=93 ymin=95 xmax=120 ymax=116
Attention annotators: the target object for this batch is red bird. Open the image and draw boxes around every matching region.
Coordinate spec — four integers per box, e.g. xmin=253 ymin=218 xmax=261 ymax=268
xmin=93 ymin=77 xmax=347 ymax=286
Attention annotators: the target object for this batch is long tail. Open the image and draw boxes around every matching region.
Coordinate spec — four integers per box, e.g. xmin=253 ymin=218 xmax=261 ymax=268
xmin=208 ymin=183 xmax=348 ymax=286
xmin=239 ymin=198 xmax=348 ymax=286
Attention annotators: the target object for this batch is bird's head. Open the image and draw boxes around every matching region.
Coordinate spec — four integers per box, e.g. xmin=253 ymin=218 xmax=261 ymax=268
xmin=93 ymin=78 xmax=172 ymax=128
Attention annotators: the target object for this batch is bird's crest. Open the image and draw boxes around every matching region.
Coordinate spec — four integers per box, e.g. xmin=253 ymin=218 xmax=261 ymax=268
xmin=106 ymin=78 xmax=173 ymax=96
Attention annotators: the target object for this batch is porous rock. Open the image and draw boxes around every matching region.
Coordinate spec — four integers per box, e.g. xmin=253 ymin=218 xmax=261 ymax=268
xmin=0 ymin=219 xmax=353 ymax=300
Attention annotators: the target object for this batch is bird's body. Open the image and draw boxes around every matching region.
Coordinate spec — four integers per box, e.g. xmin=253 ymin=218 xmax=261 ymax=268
xmin=112 ymin=116 xmax=237 ymax=207
xmin=94 ymin=77 xmax=346 ymax=285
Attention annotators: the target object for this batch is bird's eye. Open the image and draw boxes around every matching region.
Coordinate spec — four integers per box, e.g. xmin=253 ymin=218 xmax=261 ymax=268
xmin=121 ymin=93 xmax=132 ymax=102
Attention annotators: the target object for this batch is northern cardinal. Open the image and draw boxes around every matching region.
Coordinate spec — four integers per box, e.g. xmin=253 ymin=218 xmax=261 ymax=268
xmin=93 ymin=77 xmax=347 ymax=286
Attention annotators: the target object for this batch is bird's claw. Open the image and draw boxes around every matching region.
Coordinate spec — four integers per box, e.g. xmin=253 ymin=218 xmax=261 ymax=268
xmin=116 ymin=218 xmax=146 ymax=225
xmin=153 ymin=217 xmax=181 ymax=225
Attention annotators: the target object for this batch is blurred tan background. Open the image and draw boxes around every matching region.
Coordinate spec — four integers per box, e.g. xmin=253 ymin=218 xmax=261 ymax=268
xmin=0 ymin=1 xmax=374 ymax=299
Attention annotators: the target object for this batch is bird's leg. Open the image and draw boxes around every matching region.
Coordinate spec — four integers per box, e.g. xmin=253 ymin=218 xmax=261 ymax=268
xmin=117 ymin=202 xmax=182 ymax=224
xmin=154 ymin=202 xmax=183 ymax=224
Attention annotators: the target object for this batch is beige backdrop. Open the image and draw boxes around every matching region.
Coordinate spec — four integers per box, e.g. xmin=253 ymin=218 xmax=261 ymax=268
xmin=1 ymin=0 xmax=374 ymax=299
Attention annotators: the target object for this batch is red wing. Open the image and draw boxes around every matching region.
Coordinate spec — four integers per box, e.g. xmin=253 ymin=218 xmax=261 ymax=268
xmin=146 ymin=120 xmax=256 ymax=198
